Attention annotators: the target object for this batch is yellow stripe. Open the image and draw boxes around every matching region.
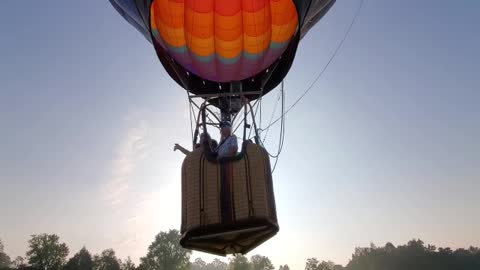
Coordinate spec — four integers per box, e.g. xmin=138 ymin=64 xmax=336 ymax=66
xmin=156 ymin=20 xmax=186 ymax=47
xmin=185 ymin=32 xmax=215 ymax=57
xmin=243 ymin=30 xmax=272 ymax=54
xmin=215 ymin=36 xmax=243 ymax=58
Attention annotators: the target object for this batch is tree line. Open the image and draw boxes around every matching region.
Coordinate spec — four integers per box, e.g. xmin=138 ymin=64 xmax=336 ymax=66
xmin=1 ymin=231 xmax=479 ymax=270
xmin=304 ymin=239 xmax=480 ymax=270
xmin=0 ymin=230 xmax=285 ymax=270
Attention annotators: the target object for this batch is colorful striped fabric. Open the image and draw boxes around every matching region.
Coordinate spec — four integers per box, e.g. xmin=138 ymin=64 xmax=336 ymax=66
xmin=150 ymin=0 xmax=299 ymax=83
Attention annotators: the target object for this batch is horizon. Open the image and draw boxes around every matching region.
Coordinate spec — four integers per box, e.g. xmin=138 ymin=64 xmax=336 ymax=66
xmin=1 ymin=234 xmax=479 ymax=268
xmin=1 ymin=1 xmax=479 ymax=270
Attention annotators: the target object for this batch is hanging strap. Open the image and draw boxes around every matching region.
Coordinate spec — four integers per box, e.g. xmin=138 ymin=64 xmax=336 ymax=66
xmin=192 ymin=102 xmax=207 ymax=147
xmin=243 ymin=101 xmax=248 ymax=142
xmin=247 ymin=101 xmax=260 ymax=144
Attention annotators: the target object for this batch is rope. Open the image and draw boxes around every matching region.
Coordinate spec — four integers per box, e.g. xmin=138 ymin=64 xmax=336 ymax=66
xmin=186 ymin=93 xmax=195 ymax=143
xmin=262 ymin=81 xmax=286 ymax=173
xmin=260 ymin=87 xmax=282 ymax=143
xmin=248 ymin=94 xmax=264 ymax=139
xmin=262 ymin=0 xmax=365 ymax=131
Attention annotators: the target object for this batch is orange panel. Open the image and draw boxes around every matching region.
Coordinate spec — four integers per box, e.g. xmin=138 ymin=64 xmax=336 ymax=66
xmin=185 ymin=32 xmax=215 ymax=56
xmin=185 ymin=8 xmax=214 ymax=39
xmin=215 ymin=13 xmax=243 ymax=41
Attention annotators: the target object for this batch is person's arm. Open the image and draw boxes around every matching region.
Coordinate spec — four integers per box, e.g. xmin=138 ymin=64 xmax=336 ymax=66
xmin=174 ymin=143 xmax=190 ymax=155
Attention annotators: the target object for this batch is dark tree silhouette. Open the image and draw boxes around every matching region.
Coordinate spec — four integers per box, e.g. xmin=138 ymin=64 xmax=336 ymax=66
xmin=26 ymin=234 xmax=69 ymax=270
xmin=93 ymin=249 xmax=121 ymax=270
xmin=139 ymin=230 xmax=191 ymax=270
xmin=345 ymin=239 xmax=480 ymax=270
xmin=305 ymin=258 xmax=320 ymax=270
xmin=191 ymin=258 xmax=207 ymax=270
xmin=305 ymin=258 xmax=336 ymax=270
xmin=249 ymin=255 xmax=274 ymax=270
xmin=0 ymin=239 xmax=12 ymax=269
xmin=206 ymin=258 xmax=228 ymax=270
xmin=13 ymin=256 xmax=26 ymax=269
xmin=63 ymin=247 xmax=94 ymax=270
xmin=120 ymin=257 xmax=135 ymax=270
xmin=228 ymin=255 xmax=250 ymax=270
xmin=5 ymin=231 xmax=480 ymax=270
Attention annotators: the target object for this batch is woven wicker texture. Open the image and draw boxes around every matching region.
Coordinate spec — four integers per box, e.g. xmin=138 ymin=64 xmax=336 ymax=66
xmin=180 ymin=142 xmax=278 ymax=255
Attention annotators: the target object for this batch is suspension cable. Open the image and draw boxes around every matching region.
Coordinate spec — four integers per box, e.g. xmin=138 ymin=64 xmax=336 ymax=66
xmin=260 ymin=86 xmax=282 ymax=143
xmin=186 ymin=93 xmax=195 ymax=143
xmin=262 ymin=0 xmax=364 ymax=131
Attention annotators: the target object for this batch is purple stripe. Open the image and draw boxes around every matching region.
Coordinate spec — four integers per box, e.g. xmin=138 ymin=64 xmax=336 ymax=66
xmin=154 ymin=41 xmax=291 ymax=82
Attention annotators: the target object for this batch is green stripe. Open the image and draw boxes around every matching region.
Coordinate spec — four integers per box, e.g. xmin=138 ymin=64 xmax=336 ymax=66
xmin=243 ymin=50 xmax=265 ymax=61
xmin=166 ymin=44 xmax=188 ymax=54
xmin=270 ymin=40 xmax=289 ymax=49
xmin=217 ymin=54 xmax=241 ymax=64
xmin=192 ymin=53 xmax=215 ymax=63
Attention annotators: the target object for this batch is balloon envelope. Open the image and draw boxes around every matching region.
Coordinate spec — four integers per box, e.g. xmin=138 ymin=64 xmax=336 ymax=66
xmin=150 ymin=0 xmax=298 ymax=83
xmin=109 ymin=0 xmax=335 ymax=99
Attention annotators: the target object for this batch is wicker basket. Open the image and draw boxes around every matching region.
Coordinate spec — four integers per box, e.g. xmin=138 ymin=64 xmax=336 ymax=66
xmin=180 ymin=141 xmax=279 ymax=255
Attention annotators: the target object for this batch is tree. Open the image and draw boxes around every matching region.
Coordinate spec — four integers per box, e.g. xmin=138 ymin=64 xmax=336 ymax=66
xmin=250 ymin=255 xmax=273 ymax=270
xmin=93 ymin=249 xmax=120 ymax=270
xmin=228 ymin=255 xmax=250 ymax=270
xmin=64 ymin=247 xmax=94 ymax=270
xmin=332 ymin=265 xmax=344 ymax=270
xmin=207 ymin=259 xmax=228 ymax=270
xmin=26 ymin=234 xmax=69 ymax=270
xmin=0 ymin=239 xmax=12 ymax=269
xmin=317 ymin=261 xmax=334 ymax=270
xmin=305 ymin=258 xmax=320 ymax=270
xmin=191 ymin=258 xmax=207 ymax=270
xmin=121 ymin=257 xmax=135 ymax=270
xmin=305 ymin=258 xmax=337 ymax=270
xmin=139 ymin=230 xmax=191 ymax=270
xmin=278 ymin=265 xmax=289 ymax=270
xmin=384 ymin=242 xmax=395 ymax=253
xmin=345 ymin=239 xmax=480 ymax=270
xmin=13 ymin=256 xmax=26 ymax=268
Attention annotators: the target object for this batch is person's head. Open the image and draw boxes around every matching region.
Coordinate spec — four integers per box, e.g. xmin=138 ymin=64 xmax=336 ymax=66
xmin=199 ymin=132 xmax=211 ymax=144
xmin=220 ymin=121 xmax=232 ymax=137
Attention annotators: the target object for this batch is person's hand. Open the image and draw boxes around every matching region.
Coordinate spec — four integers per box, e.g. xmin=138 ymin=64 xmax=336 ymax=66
xmin=241 ymin=96 xmax=249 ymax=104
xmin=174 ymin=143 xmax=180 ymax=151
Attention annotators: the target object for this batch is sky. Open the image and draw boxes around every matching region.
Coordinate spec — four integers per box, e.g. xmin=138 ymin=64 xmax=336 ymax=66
xmin=0 ymin=0 xmax=479 ymax=269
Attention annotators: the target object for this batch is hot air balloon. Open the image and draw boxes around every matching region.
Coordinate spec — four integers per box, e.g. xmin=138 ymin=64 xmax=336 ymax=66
xmin=109 ymin=0 xmax=335 ymax=255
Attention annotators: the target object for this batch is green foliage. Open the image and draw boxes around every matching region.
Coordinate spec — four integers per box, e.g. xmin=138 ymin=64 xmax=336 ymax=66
xmin=345 ymin=239 xmax=480 ymax=270
xmin=93 ymin=249 xmax=121 ymax=270
xmin=26 ymin=234 xmax=69 ymax=270
xmin=305 ymin=258 xmax=337 ymax=270
xmin=189 ymin=258 xmax=232 ymax=270
xmin=139 ymin=229 xmax=191 ymax=270
xmin=191 ymin=258 xmax=207 ymax=270
xmin=12 ymin=256 xmax=26 ymax=269
xmin=249 ymin=255 xmax=274 ymax=270
xmin=64 ymin=247 xmax=94 ymax=270
xmin=17 ymin=267 xmax=37 ymax=270
xmin=206 ymin=259 xmax=227 ymax=270
xmin=228 ymin=255 xmax=250 ymax=270
xmin=7 ymin=231 xmax=480 ymax=270
xmin=120 ymin=257 xmax=135 ymax=270
xmin=0 ymin=239 xmax=12 ymax=269
xmin=305 ymin=258 xmax=320 ymax=270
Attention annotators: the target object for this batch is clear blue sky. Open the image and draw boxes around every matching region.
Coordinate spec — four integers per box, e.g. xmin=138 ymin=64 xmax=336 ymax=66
xmin=1 ymin=0 xmax=479 ymax=269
